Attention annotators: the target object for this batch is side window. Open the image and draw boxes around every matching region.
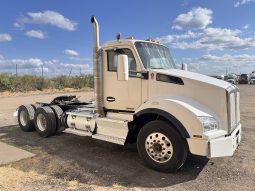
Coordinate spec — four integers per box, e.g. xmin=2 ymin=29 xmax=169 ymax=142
xmin=107 ymin=49 xmax=137 ymax=72
xmin=107 ymin=51 xmax=116 ymax=71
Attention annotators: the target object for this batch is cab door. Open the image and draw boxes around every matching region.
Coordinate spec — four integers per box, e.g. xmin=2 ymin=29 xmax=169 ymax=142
xmin=103 ymin=47 xmax=142 ymax=111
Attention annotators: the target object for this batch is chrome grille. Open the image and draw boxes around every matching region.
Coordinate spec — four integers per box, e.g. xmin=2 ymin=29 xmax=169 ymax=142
xmin=230 ymin=93 xmax=236 ymax=129
xmin=236 ymin=91 xmax=240 ymax=123
xmin=227 ymin=86 xmax=240 ymax=133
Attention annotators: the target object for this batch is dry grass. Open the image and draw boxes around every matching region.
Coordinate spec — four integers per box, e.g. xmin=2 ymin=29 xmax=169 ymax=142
xmin=0 ymin=166 xmax=56 ymax=191
xmin=0 ymin=74 xmax=94 ymax=93
xmin=0 ymin=166 xmax=125 ymax=191
xmin=0 ymin=87 xmax=92 ymax=98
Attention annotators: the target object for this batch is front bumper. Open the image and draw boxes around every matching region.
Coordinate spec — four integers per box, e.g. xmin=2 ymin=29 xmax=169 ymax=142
xmin=187 ymin=123 xmax=242 ymax=158
xmin=208 ymin=123 xmax=241 ymax=158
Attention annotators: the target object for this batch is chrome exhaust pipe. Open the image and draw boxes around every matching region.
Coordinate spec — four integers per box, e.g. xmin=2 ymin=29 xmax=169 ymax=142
xmin=91 ymin=16 xmax=103 ymax=116
xmin=91 ymin=16 xmax=99 ymax=49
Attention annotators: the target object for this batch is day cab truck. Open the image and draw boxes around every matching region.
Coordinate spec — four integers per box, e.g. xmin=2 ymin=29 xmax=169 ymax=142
xmin=14 ymin=16 xmax=242 ymax=172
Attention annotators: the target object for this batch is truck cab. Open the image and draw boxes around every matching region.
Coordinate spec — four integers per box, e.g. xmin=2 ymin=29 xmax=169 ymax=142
xmin=15 ymin=16 xmax=242 ymax=172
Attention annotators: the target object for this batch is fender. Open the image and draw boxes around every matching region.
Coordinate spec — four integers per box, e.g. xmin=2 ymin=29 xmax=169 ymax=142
xmin=135 ymin=96 xmax=216 ymax=138
xmin=135 ymin=108 xmax=190 ymax=138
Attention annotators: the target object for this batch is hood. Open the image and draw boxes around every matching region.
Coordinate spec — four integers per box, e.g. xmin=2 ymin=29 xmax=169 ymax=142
xmin=152 ymin=69 xmax=230 ymax=90
xmin=147 ymin=69 xmax=233 ymax=131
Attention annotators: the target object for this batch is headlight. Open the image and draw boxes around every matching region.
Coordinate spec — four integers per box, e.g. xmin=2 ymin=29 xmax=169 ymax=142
xmin=197 ymin=116 xmax=219 ymax=133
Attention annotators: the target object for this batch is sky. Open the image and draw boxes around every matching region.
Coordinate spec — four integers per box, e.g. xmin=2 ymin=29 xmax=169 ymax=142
xmin=0 ymin=0 xmax=255 ymax=77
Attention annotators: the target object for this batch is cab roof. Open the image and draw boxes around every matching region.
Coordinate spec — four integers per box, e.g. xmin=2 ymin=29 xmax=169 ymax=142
xmin=101 ymin=39 xmax=164 ymax=49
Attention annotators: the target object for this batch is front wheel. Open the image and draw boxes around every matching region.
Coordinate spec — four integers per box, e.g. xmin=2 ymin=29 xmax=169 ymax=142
xmin=137 ymin=120 xmax=188 ymax=172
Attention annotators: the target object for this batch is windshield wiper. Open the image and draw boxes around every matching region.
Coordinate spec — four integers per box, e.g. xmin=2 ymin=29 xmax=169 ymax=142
xmin=150 ymin=67 xmax=165 ymax=69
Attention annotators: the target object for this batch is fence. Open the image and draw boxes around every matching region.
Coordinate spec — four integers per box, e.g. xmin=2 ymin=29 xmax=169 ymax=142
xmin=0 ymin=65 xmax=94 ymax=92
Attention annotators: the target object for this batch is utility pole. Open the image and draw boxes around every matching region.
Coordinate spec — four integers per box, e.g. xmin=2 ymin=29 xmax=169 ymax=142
xmin=41 ymin=65 xmax=44 ymax=90
xmin=68 ymin=68 xmax=72 ymax=78
xmin=16 ymin=64 xmax=18 ymax=76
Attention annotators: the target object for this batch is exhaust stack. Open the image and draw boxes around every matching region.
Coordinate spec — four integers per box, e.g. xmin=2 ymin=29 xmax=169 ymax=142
xmin=91 ymin=16 xmax=104 ymax=116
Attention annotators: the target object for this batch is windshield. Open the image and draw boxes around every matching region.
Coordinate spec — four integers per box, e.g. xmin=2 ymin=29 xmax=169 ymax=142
xmin=135 ymin=42 xmax=176 ymax=69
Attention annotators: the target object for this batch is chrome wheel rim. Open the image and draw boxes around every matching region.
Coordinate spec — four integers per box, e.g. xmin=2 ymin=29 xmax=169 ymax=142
xmin=145 ymin=132 xmax=173 ymax=163
xmin=37 ymin=113 xmax=47 ymax=131
xmin=20 ymin=110 xmax=29 ymax=126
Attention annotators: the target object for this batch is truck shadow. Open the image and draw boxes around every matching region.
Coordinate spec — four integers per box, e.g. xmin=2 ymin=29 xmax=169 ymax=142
xmin=0 ymin=125 xmax=208 ymax=188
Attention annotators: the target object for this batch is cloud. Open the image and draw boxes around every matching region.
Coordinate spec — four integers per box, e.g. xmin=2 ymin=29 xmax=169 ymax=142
xmin=172 ymin=7 xmax=213 ymax=30
xmin=25 ymin=30 xmax=46 ymax=39
xmin=68 ymin=57 xmax=92 ymax=62
xmin=180 ymin=54 xmax=255 ymax=75
xmin=0 ymin=56 xmax=91 ymax=76
xmin=64 ymin=49 xmax=80 ymax=57
xmin=199 ymin=54 xmax=255 ymax=63
xmin=15 ymin=10 xmax=77 ymax=31
xmin=157 ymin=30 xmax=201 ymax=43
xmin=0 ymin=58 xmax=43 ymax=70
xmin=0 ymin=33 xmax=12 ymax=42
xmin=234 ymin=0 xmax=255 ymax=7
xmin=44 ymin=60 xmax=91 ymax=76
xmin=158 ymin=27 xmax=255 ymax=51
xmin=243 ymin=24 xmax=250 ymax=30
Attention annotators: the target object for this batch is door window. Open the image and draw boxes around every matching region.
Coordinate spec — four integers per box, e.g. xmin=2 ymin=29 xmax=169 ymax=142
xmin=107 ymin=49 xmax=137 ymax=72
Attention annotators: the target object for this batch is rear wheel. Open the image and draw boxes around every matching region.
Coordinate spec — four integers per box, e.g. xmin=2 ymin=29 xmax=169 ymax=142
xmin=137 ymin=120 xmax=188 ymax=172
xmin=34 ymin=106 xmax=57 ymax=138
xmin=18 ymin=105 xmax=37 ymax=132
xmin=31 ymin=103 xmax=42 ymax=110
xmin=50 ymin=105 xmax=65 ymax=135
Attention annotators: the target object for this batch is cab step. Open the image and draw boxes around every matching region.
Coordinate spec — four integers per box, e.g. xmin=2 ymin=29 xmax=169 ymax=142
xmin=92 ymin=134 xmax=125 ymax=145
xmin=95 ymin=117 xmax=129 ymax=145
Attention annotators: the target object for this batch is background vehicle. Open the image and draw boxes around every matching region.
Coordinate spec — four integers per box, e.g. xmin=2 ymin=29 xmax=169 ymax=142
xmin=250 ymin=73 xmax=255 ymax=85
xmin=239 ymin=74 xmax=249 ymax=84
xmin=14 ymin=16 xmax=242 ymax=172
xmin=227 ymin=74 xmax=237 ymax=85
xmin=210 ymin=75 xmax=225 ymax=80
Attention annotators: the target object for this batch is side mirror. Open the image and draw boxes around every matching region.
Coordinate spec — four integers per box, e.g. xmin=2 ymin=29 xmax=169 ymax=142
xmin=117 ymin=54 xmax=129 ymax=81
xmin=181 ymin=63 xmax=188 ymax=71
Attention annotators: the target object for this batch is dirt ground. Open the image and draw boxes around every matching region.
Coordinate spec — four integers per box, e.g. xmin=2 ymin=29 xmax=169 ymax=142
xmin=0 ymin=85 xmax=254 ymax=191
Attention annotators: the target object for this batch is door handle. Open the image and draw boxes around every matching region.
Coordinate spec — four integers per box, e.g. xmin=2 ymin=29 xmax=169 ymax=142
xmin=106 ymin=96 xmax=116 ymax=102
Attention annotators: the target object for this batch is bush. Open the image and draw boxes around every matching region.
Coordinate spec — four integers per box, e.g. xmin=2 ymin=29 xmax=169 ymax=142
xmin=0 ymin=73 xmax=16 ymax=91
xmin=0 ymin=73 xmax=94 ymax=92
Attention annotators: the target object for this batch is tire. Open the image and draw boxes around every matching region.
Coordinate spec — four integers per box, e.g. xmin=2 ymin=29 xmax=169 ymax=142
xmin=34 ymin=106 xmax=57 ymax=138
xmin=18 ymin=104 xmax=37 ymax=132
xmin=137 ymin=120 xmax=188 ymax=172
xmin=50 ymin=105 xmax=65 ymax=135
xmin=31 ymin=104 xmax=42 ymax=110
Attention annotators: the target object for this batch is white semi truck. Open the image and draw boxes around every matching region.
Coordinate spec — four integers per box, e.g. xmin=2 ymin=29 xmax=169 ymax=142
xmin=15 ymin=16 xmax=242 ymax=172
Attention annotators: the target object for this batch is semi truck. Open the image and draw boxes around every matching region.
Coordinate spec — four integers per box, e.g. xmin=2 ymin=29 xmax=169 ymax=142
xmin=14 ymin=16 xmax=242 ymax=172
